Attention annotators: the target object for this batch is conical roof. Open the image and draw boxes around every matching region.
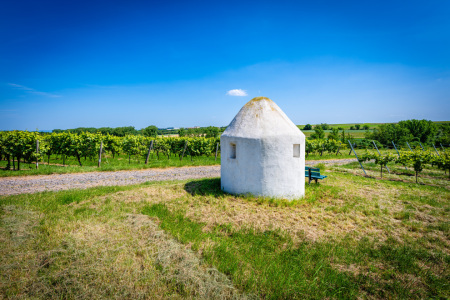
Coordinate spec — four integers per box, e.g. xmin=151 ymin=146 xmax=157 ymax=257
xmin=222 ymin=97 xmax=303 ymax=138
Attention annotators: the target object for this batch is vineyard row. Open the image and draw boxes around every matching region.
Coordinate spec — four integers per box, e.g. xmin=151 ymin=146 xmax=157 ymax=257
xmin=2 ymin=131 xmax=448 ymax=173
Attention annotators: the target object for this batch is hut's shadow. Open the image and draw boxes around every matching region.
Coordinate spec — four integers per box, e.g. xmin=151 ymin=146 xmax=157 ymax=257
xmin=184 ymin=178 xmax=224 ymax=197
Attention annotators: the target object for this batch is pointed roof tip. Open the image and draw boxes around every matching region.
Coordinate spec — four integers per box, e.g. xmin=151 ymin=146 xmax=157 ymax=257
xmin=222 ymin=96 xmax=305 ymax=138
xmin=245 ymin=97 xmax=272 ymax=107
xmin=251 ymin=96 xmax=271 ymax=101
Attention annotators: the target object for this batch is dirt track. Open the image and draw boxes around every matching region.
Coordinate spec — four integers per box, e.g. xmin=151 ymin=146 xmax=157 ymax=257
xmin=0 ymin=158 xmax=357 ymax=196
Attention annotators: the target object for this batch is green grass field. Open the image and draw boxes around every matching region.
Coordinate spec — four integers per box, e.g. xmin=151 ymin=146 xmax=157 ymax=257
xmin=301 ymin=129 xmax=369 ymax=139
xmin=1 ymin=163 xmax=448 ymax=299
xmin=298 ymin=123 xmax=382 ymax=130
xmin=298 ymin=121 xmax=449 ymax=130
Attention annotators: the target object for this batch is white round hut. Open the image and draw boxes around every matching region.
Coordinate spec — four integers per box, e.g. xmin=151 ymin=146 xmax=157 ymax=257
xmin=221 ymin=97 xmax=305 ymax=199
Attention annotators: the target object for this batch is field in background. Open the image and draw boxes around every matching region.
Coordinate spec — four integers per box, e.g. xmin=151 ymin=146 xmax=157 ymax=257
xmin=298 ymin=123 xmax=382 ymax=130
xmin=301 ymin=129 xmax=369 ymax=139
xmin=297 ymin=122 xmax=377 ymax=139
xmin=1 ymin=163 xmax=448 ymax=299
xmin=297 ymin=121 xmax=449 ymax=130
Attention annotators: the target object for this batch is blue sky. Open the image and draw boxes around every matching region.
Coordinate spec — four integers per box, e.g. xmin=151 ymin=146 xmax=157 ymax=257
xmin=1 ymin=0 xmax=449 ymax=130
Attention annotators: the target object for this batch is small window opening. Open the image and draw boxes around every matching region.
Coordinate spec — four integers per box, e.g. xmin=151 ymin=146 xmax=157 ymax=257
xmin=230 ymin=143 xmax=236 ymax=159
xmin=293 ymin=144 xmax=300 ymax=157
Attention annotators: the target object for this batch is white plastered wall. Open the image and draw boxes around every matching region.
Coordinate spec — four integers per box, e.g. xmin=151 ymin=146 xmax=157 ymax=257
xmin=220 ymin=97 xmax=305 ymax=200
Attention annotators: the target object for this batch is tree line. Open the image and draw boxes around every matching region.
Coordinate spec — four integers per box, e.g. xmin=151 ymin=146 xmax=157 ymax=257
xmin=302 ymin=123 xmax=371 ymax=131
xmin=366 ymin=120 xmax=449 ymax=146
xmin=50 ymin=120 xmax=449 ymax=146
xmin=52 ymin=125 xmax=225 ymax=138
xmin=303 ymin=120 xmax=449 ymax=147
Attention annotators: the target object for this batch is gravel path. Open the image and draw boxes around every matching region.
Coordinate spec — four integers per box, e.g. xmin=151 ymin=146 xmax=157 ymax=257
xmin=0 ymin=158 xmax=357 ymax=196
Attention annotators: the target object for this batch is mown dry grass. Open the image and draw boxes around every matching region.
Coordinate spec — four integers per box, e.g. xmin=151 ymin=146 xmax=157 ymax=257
xmin=0 ymin=187 xmax=247 ymax=299
xmin=100 ymin=167 xmax=449 ymax=298
xmin=104 ymin=169 xmax=449 ymax=255
xmin=1 ymin=164 xmax=449 ymax=299
xmin=0 ymin=205 xmax=173 ymax=298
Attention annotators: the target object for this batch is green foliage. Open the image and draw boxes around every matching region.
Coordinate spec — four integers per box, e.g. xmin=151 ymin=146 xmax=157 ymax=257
xmin=369 ymin=119 xmax=438 ymax=146
xmin=397 ymin=150 xmax=434 ymax=183
xmin=358 ymin=149 xmax=440 ymax=182
xmin=305 ymin=139 xmax=346 ymax=156
xmin=340 ymin=130 xmax=353 ymax=143
xmin=431 ymin=152 xmax=450 ymax=179
xmin=0 ymin=131 xmax=220 ymax=168
xmin=320 ymin=123 xmax=329 ymax=130
xmin=112 ymin=126 xmax=139 ymax=137
xmin=435 ymin=123 xmax=450 ymax=145
xmin=310 ymin=126 xmax=325 ymax=139
xmin=102 ymin=134 xmax=121 ymax=158
xmin=0 ymin=131 xmax=40 ymax=169
xmin=178 ymin=127 xmax=186 ymax=137
xmin=327 ymin=127 xmax=340 ymax=140
xmin=54 ymin=126 xmax=141 ymax=136
xmin=142 ymin=125 xmax=158 ymax=137
xmin=398 ymin=119 xmax=437 ymax=144
xmin=302 ymin=124 xmax=312 ymax=130
xmin=360 ymin=152 xmax=396 ymax=178
xmin=122 ymin=135 xmax=146 ymax=163
xmin=154 ymin=138 xmax=172 ymax=158
xmin=204 ymin=126 xmax=220 ymax=138
xmin=186 ymin=138 xmax=213 ymax=156
xmin=366 ymin=123 xmax=410 ymax=145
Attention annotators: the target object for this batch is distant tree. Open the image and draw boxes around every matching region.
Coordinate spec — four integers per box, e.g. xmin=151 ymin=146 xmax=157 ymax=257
xmin=205 ymin=126 xmax=220 ymax=138
xmin=339 ymin=130 xmax=354 ymax=143
xmin=311 ymin=127 xmax=325 ymax=139
xmin=178 ymin=128 xmax=186 ymax=137
xmin=320 ymin=123 xmax=329 ymax=130
xmin=349 ymin=126 xmax=355 ymax=130
xmin=143 ymin=125 xmax=158 ymax=137
xmin=397 ymin=119 xmax=437 ymax=144
xmin=97 ymin=127 xmax=113 ymax=135
xmin=186 ymin=128 xmax=197 ymax=137
xmin=327 ymin=127 xmax=340 ymax=140
xmin=337 ymin=127 xmax=344 ymax=130
xmin=367 ymin=123 xmax=412 ymax=145
xmin=435 ymin=123 xmax=450 ymax=145
xmin=113 ymin=126 xmax=138 ymax=137
xmin=363 ymin=125 xmax=370 ymax=130
xmin=303 ymin=124 xmax=312 ymax=130
xmin=367 ymin=119 xmax=437 ymax=146
xmin=355 ymin=124 xmax=361 ymax=130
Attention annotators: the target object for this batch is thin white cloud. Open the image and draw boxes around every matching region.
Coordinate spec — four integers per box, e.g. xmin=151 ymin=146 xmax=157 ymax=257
xmin=226 ymin=89 xmax=247 ymax=96
xmin=8 ymin=83 xmax=61 ymax=98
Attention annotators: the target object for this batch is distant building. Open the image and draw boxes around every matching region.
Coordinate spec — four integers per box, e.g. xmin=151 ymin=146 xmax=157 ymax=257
xmin=221 ymin=97 xmax=305 ymax=199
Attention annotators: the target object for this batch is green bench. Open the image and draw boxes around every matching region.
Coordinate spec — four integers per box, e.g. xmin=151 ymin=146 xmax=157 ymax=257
xmin=305 ymin=166 xmax=327 ymax=184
